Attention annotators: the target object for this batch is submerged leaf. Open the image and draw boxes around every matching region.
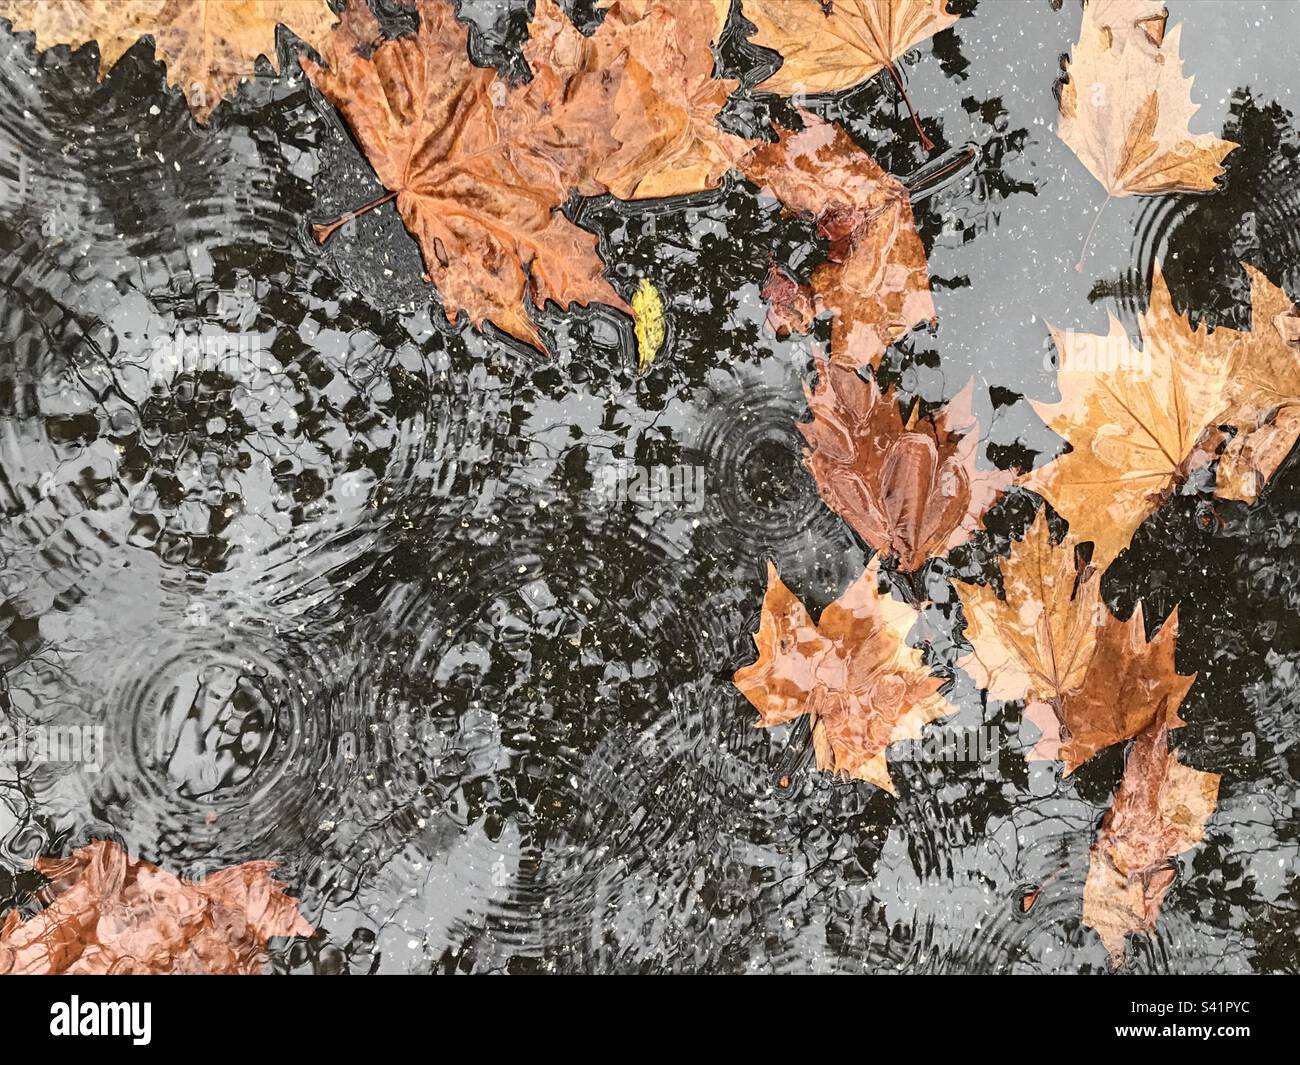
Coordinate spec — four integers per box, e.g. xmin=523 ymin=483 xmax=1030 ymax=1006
xmin=1083 ymin=714 xmax=1220 ymax=965
xmin=742 ymin=113 xmax=934 ymax=369
xmin=799 ymin=360 xmax=1012 ymax=571
xmin=733 ymin=558 xmax=953 ymax=794
xmin=0 ymin=840 xmax=313 ymax=975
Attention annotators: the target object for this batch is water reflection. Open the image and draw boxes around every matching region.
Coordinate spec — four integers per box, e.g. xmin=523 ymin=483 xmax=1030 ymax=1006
xmin=0 ymin=0 xmax=1296 ymax=974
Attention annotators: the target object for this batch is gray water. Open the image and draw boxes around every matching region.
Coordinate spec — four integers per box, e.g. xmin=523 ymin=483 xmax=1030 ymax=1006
xmin=0 ymin=0 xmax=1296 ymax=973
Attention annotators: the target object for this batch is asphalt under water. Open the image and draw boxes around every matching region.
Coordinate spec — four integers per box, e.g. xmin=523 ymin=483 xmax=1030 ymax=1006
xmin=0 ymin=0 xmax=1296 ymax=973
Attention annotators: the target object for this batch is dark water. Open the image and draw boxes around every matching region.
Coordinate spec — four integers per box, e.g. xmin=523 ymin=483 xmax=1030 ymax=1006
xmin=0 ymin=0 xmax=1297 ymax=973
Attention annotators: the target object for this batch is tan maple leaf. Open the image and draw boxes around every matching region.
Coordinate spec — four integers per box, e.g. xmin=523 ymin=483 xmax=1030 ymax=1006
xmin=741 ymin=112 xmax=934 ymax=369
xmin=1058 ymin=1 xmax=1237 ymax=198
xmin=1022 ymin=264 xmax=1235 ymax=571
xmin=799 ymin=359 xmax=1012 ymax=571
xmin=1033 ymin=601 xmax=1193 ymax=773
xmin=1211 ymin=264 xmax=1300 ymax=502
xmin=955 ymin=511 xmax=1102 ymax=707
xmin=1083 ymin=713 xmax=1220 ymax=965
xmin=955 ymin=510 xmax=1194 ymax=773
xmin=733 ymin=557 xmax=953 ymax=794
xmin=742 ymin=0 xmax=957 ymax=148
xmin=0 ymin=0 xmax=338 ymax=124
xmin=0 ymin=840 xmax=313 ymax=975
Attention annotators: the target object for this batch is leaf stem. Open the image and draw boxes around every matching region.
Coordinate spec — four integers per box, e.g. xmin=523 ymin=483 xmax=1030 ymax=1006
xmin=1075 ymin=194 xmax=1112 ymax=272
xmin=884 ymin=60 xmax=934 ymax=152
xmin=311 ymin=190 xmax=398 ymax=245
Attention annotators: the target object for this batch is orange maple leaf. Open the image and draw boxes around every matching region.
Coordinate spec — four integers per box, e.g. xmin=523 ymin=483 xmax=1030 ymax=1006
xmin=742 ymin=0 xmax=958 ymax=149
xmin=741 ymin=112 xmax=935 ymax=370
xmin=733 ymin=558 xmax=953 ymax=794
xmin=304 ymin=0 xmax=628 ymax=350
xmin=1022 ymin=264 xmax=1237 ymax=572
xmin=799 ymin=359 xmax=1012 ymax=572
xmin=0 ymin=840 xmax=313 ymax=975
xmin=1209 ymin=264 xmax=1300 ymax=503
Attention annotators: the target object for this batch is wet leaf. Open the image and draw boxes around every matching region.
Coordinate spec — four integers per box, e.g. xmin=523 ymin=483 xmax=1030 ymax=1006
xmin=742 ymin=0 xmax=956 ymax=146
xmin=304 ymin=0 xmax=627 ymax=350
xmin=1210 ymin=264 xmax=1300 ymax=503
xmin=1058 ymin=1 xmax=1237 ymax=197
xmin=595 ymin=0 xmax=751 ymax=200
xmin=305 ymin=0 xmax=750 ymax=349
xmin=733 ymin=557 xmax=953 ymax=794
xmin=0 ymin=840 xmax=313 ymax=975
xmin=1022 ymin=264 xmax=1235 ymax=571
xmin=955 ymin=510 xmax=1194 ymax=773
xmin=761 ymin=263 xmax=819 ymax=336
xmin=741 ymin=112 xmax=934 ymax=370
xmin=1083 ymin=713 xmax=1220 ymax=965
xmin=632 ymin=277 xmax=665 ymax=371
xmin=799 ymin=359 xmax=1012 ymax=572
xmin=0 ymin=0 xmax=339 ymax=124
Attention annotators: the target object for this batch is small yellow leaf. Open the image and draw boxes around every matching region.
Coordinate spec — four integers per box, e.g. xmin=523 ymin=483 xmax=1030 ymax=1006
xmin=632 ymin=278 xmax=665 ymax=372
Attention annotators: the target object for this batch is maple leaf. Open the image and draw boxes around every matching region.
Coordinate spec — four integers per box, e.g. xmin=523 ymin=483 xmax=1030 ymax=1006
xmin=304 ymin=0 xmax=628 ymax=350
xmin=733 ymin=557 xmax=953 ymax=794
xmin=306 ymin=0 xmax=750 ymax=349
xmin=741 ymin=112 xmax=934 ymax=370
xmin=587 ymin=0 xmax=753 ymax=200
xmin=1083 ymin=713 xmax=1220 ymax=965
xmin=1022 ymin=264 xmax=1235 ymax=572
xmin=1210 ymin=264 xmax=1300 ymax=502
xmin=0 ymin=840 xmax=313 ymax=975
xmin=1058 ymin=1 xmax=1237 ymax=198
xmin=955 ymin=510 xmax=1194 ymax=773
xmin=0 ymin=0 xmax=339 ymax=124
xmin=799 ymin=359 xmax=1012 ymax=571
xmin=742 ymin=0 xmax=957 ymax=148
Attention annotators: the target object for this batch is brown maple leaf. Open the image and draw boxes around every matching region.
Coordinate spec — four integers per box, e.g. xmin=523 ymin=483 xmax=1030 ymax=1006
xmin=306 ymin=0 xmax=750 ymax=349
xmin=1022 ymin=263 xmax=1235 ymax=572
xmin=761 ymin=263 xmax=819 ymax=336
xmin=1058 ymin=1 xmax=1237 ymax=199
xmin=733 ymin=557 xmax=953 ymax=794
xmin=1083 ymin=713 xmax=1220 ymax=965
xmin=799 ymin=359 xmax=1012 ymax=571
xmin=0 ymin=0 xmax=339 ymax=124
xmin=742 ymin=0 xmax=958 ymax=149
xmin=0 ymin=840 xmax=313 ymax=975
xmin=305 ymin=0 xmax=629 ymax=350
xmin=741 ymin=112 xmax=934 ymax=370
xmin=955 ymin=510 xmax=1194 ymax=773
xmin=1208 ymin=264 xmax=1300 ymax=503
